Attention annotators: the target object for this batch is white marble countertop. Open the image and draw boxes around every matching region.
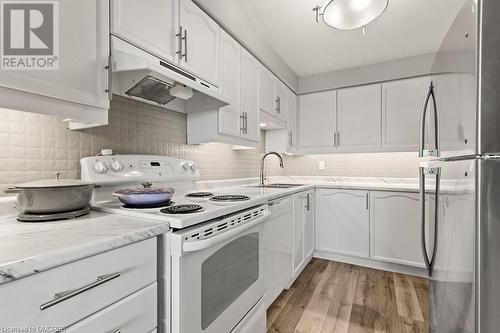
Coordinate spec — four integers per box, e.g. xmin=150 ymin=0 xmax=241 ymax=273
xmin=0 ymin=176 xmax=471 ymax=285
xmin=0 ymin=197 xmax=169 ymax=285
xmin=198 ymin=175 xmax=473 ymax=197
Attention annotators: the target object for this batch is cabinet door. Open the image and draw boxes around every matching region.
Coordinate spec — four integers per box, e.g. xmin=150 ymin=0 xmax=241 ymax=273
xmin=287 ymin=89 xmax=298 ymax=150
xmin=293 ymin=193 xmax=305 ymax=276
xmin=179 ymin=0 xmax=220 ymax=85
xmin=299 ymin=91 xmax=337 ymax=150
xmin=274 ymin=80 xmax=287 ymax=120
xmin=65 ymin=284 xmax=157 ymax=333
xmin=264 ymin=198 xmax=293 ymax=309
xmin=370 ymin=191 xmax=436 ymax=268
xmin=337 ymin=84 xmax=381 ymax=151
xmin=439 ymin=193 xmax=474 ymax=274
xmin=304 ymin=191 xmax=315 ymax=260
xmin=241 ymin=49 xmax=260 ymax=141
xmin=382 ymin=76 xmax=432 ymax=150
xmin=259 ymin=67 xmax=275 ymax=115
xmin=434 ymin=74 xmax=464 ymax=150
xmin=459 ymin=73 xmax=476 ymax=149
xmin=111 ymin=0 xmax=176 ymax=63
xmin=0 ymin=0 xmax=109 ymax=110
xmin=316 ymin=189 xmax=369 ymax=258
xmin=217 ymin=31 xmax=242 ymax=137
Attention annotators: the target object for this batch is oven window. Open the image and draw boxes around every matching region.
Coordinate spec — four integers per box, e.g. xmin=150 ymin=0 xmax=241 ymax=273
xmin=201 ymin=232 xmax=259 ymax=329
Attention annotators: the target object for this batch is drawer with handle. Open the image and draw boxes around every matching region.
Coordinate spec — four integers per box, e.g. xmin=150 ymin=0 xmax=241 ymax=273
xmin=65 ymin=283 xmax=157 ymax=333
xmin=0 ymin=238 xmax=157 ymax=328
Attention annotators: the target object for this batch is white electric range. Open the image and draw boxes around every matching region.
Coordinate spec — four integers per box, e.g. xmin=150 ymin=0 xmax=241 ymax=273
xmin=80 ymin=154 xmax=268 ymax=333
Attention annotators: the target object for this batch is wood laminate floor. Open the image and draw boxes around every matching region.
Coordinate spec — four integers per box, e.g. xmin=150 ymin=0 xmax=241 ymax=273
xmin=267 ymin=258 xmax=428 ymax=333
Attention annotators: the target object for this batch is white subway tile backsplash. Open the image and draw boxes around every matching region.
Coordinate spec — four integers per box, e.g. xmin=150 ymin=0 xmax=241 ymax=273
xmin=0 ymin=96 xmax=283 ymax=192
xmin=0 ymin=95 xmax=418 ymax=194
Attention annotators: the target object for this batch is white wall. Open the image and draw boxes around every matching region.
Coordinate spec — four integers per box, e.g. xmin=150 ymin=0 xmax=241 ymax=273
xmin=193 ymin=0 xmax=299 ymax=92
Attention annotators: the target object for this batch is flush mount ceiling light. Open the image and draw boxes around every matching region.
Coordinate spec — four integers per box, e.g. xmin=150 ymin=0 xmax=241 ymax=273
xmin=313 ymin=0 xmax=388 ymax=31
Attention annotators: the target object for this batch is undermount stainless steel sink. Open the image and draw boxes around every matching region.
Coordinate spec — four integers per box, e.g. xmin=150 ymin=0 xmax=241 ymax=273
xmin=252 ymin=183 xmax=305 ymax=189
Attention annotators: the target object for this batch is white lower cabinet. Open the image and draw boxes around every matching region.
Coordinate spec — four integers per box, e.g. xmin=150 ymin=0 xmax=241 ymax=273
xmin=437 ymin=193 xmax=474 ymax=275
xmin=0 ymin=238 xmax=158 ymax=330
xmin=369 ymin=191 xmax=437 ymax=268
xmin=316 ymin=189 xmax=369 ymax=259
xmin=292 ymin=190 xmax=314 ymax=278
xmin=263 ymin=197 xmax=293 ymax=309
xmin=65 ymin=283 xmax=157 ymax=333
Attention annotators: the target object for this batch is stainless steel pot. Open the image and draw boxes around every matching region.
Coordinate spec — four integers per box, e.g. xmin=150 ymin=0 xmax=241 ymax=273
xmin=16 ymin=179 xmax=95 ymax=214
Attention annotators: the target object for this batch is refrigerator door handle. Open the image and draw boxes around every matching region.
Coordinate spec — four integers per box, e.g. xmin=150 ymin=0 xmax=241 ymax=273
xmin=419 ymin=81 xmax=439 ymax=158
xmin=420 ymin=168 xmax=441 ymax=276
xmin=419 ymin=81 xmax=440 ymax=277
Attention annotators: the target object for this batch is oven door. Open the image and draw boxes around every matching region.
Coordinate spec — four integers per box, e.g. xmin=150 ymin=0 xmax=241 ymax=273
xmin=171 ymin=219 xmax=266 ymax=333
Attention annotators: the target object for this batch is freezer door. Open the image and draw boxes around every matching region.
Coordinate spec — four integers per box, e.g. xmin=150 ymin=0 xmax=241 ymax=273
xmin=479 ymin=0 xmax=500 ymax=153
xmin=477 ymin=158 xmax=500 ymax=332
xmin=429 ymin=159 xmax=476 ymax=333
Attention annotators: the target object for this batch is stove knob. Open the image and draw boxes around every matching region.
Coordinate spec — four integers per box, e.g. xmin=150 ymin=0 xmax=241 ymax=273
xmin=110 ymin=160 xmax=124 ymax=173
xmin=93 ymin=161 xmax=108 ymax=174
xmin=189 ymin=163 xmax=197 ymax=172
xmin=182 ymin=162 xmax=190 ymax=171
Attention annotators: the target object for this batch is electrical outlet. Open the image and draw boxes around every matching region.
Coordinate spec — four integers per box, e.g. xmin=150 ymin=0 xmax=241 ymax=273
xmin=319 ymin=161 xmax=325 ymax=170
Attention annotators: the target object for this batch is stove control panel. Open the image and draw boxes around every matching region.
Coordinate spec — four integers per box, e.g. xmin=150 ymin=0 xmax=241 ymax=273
xmin=80 ymin=155 xmax=200 ymax=184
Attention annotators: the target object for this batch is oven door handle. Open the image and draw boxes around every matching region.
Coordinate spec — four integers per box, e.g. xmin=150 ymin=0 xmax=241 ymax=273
xmin=183 ymin=212 xmax=270 ymax=253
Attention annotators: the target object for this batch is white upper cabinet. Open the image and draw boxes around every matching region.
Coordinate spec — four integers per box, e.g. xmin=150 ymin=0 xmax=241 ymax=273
xmin=218 ymin=31 xmax=242 ymax=137
xmin=316 ymin=189 xmax=370 ymax=259
xmin=274 ymin=80 xmax=287 ymax=121
xmin=299 ymin=91 xmax=337 ymax=151
xmin=287 ymin=89 xmax=298 ymax=151
xmin=179 ymin=0 xmax=220 ymax=85
xmin=111 ymin=0 xmax=177 ymax=62
xmin=241 ymin=49 xmax=260 ymax=141
xmin=434 ymin=74 xmax=462 ymax=149
xmin=112 ymin=0 xmax=220 ymax=86
xmin=337 ymin=84 xmax=382 ymax=151
xmin=0 ymin=0 xmax=109 ymax=127
xmin=459 ymin=73 xmax=476 ymax=149
xmin=259 ymin=67 xmax=275 ymax=115
xmin=382 ymin=76 xmax=432 ymax=150
xmin=434 ymin=73 xmax=475 ymax=152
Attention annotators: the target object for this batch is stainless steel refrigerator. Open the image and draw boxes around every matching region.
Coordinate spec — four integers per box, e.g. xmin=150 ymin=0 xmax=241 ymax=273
xmin=418 ymin=0 xmax=500 ymax=332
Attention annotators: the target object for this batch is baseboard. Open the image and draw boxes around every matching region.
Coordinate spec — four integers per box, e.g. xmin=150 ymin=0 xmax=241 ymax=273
xmin=313 ymin=250 xmax=429 ymax=278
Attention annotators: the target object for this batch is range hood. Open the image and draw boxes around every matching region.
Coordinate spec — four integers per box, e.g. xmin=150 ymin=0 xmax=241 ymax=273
xmin=111 ymin=36 xmax=230 ymax=112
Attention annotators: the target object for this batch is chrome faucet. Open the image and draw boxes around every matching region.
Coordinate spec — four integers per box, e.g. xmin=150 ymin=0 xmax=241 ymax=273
xmin=260 ymin=152 xmax=284 ymax=186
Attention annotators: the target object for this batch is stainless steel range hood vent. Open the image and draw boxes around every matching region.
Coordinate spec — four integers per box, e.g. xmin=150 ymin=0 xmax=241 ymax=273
xmin=111 ymin=36 xmax=230 ymax=112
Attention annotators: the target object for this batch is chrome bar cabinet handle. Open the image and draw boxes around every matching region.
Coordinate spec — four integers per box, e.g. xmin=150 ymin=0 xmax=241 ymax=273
xmin=183 ymin=29 xmax=188 ymax=61
xmin=40 ymin=272 xmax=121 ymax=310
xmin=105 ymin=55 xmax=112 ymax=100
xmin=240 ymin=113 xmax=245 ymax=134
xmin=176 ymin=26 xmax=183 ymax=60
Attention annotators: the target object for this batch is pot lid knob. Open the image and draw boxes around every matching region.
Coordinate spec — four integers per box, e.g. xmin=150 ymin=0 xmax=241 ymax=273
xmin=141 ymin=182 xmax=153 ymax=189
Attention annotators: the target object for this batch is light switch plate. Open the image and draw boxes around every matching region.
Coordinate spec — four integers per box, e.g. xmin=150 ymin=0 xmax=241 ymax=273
xmin=319 ymin=161 xmax=325 ymax=170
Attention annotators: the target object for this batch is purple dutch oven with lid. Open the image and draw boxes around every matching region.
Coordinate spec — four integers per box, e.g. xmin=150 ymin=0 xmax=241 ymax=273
xmin=112 ymin=182 xmax=175 ymax=206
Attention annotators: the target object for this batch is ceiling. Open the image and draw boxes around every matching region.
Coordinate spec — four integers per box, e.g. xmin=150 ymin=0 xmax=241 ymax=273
xmin=232 ymin=0 xmax=466 ymax=77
